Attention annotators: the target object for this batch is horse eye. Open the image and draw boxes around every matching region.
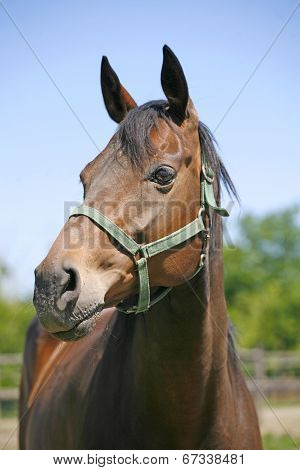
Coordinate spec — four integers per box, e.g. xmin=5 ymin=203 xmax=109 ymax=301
xmin=150 ymin=166 xmax=176 ymax=186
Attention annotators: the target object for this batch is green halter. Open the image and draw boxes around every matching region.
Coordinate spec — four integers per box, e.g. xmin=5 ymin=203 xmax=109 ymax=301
xmin=69 ymin=154 xmax=229 ymax=314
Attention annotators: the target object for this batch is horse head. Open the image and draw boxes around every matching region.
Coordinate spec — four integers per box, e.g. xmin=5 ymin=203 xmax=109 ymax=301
xmin=33 ymin=46 xmax=208 ymax=340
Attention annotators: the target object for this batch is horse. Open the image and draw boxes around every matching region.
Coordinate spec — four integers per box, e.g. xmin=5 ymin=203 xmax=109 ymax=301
xmin=19 ymin=46 xmax=262 ymax=449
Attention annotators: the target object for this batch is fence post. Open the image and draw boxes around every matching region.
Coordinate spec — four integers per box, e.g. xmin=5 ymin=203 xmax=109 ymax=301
xmin=253 ymin=348 xmax=265 ymax=409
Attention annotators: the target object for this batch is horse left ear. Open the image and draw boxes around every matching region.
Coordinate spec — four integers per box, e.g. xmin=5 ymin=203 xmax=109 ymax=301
xmin=161 ymin=45 xmax=189 ymax=124
xmin=101 ymin=56 xmax=137 ymax=123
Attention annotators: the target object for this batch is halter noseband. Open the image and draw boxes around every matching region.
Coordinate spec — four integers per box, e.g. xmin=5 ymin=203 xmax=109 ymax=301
xmin=69 ymin=153 xmax=229 ymax=314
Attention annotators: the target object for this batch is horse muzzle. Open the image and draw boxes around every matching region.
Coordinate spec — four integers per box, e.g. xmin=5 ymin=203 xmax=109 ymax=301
xmin=33 ymin=259 xmax=103 ymax=341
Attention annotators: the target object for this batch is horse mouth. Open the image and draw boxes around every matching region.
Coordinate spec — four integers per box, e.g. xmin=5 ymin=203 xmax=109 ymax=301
xmin=50 ymin=305 xmax=104 ymax=342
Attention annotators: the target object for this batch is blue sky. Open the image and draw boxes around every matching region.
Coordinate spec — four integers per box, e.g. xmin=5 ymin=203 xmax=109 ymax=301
xmin=1 ymin=0 xmax=299 ymax=296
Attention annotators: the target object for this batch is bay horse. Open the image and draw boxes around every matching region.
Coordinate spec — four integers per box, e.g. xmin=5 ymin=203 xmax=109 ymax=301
xmin=19 ymin=46 xmax=262 ymax=449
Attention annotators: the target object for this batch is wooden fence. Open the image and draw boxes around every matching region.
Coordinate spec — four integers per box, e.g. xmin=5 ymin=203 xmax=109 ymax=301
xmin=0 ymin=349 xmax=300 ymax=416
xmin=0 ymin=354 xmax=22 ymax=417
xmin=238 ymin=348 xmax=300 ymax=405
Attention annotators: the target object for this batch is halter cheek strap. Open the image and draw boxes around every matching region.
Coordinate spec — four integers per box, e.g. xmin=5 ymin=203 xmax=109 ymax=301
xmin=69 ymin=154 xmax=229 ymax=314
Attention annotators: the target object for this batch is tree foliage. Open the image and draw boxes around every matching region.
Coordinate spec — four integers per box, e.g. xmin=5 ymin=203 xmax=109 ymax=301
xmin=224 ymin=206 xmax=300 ymax=350
xmin=0 ymin=260 xmax=35 ymax=353
xmin=0 ymin=298 xmax=35 ymax=353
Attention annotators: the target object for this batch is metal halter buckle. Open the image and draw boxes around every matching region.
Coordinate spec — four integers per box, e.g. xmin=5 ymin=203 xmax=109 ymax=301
xmin=202 ymin=229 xmax=210 ymax=242
xmin=202 ymin=164 xmax=214 ymax=184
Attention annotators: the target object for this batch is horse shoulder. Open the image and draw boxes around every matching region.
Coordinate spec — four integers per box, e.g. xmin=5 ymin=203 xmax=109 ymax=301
xmin=20 ymin=308 xmax=118 ymax=449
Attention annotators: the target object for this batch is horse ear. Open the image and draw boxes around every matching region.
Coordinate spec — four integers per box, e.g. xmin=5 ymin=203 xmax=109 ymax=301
xmin=161 ymin=45 xmax=189 ymax=124
xmin=101 ymin=56 xmax=137 ymax=123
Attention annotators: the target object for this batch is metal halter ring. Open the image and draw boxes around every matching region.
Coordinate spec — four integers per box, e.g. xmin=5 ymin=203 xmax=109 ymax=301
xmin=201 ymin=164 xmax=214 ymax=183
xmin=198 ymin=207 xmax=205 ymax=218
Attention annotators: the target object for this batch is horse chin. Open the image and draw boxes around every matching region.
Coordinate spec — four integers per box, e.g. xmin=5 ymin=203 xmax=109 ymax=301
xmin=51 ymin=309 xmax=103 ymax=342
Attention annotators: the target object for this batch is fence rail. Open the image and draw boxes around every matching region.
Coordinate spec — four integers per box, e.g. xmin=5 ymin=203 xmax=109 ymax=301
xmin=0 ymin=349 xmax=300 ymax=416
xmin=0 ymin=354 xmax=22 ymax=365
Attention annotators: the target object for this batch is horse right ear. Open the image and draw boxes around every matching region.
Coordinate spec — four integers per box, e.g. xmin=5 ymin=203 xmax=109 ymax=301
xmin=161 ymin=45 xmax=189 ymax=124
xmin=101 ymin=56 xmax=137 ymax=123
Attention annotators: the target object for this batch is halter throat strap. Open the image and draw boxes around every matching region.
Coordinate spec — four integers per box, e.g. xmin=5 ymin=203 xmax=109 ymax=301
xmin=69 ymin=154 xmax=229 ymax=314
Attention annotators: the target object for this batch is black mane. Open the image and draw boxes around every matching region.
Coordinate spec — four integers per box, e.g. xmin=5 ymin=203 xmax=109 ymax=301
xmin=115 ymin=100 xmax=238 ymax=201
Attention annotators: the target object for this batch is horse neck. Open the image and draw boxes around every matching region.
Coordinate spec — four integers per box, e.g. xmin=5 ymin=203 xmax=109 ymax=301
xmin=132 ymin=214 xmax=230 ymax=389
xmin=99 ymin=216 xmax=234 ymax=447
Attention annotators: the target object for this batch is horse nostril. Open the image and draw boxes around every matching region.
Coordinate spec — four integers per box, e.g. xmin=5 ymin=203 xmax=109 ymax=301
xmin=56 ymin=265 xmax=81 ymax=312
xmin=63 ymin=268 xmax=77 ymax=294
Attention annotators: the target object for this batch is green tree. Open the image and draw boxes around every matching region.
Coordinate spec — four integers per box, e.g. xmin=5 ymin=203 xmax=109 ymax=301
xmin=0 ymin=260 xmax=35 ymax=353
xmin=0 ymin=298 xmax=35 ymax=353
xmin=224 ymin=206 xmax=300 ymax=350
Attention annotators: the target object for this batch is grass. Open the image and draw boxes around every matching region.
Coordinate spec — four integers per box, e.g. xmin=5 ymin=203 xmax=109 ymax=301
xmin=263 ymin=433 xmax=300 ymax=450
xmin=267 ymin=398 xmax=300 ymax=407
